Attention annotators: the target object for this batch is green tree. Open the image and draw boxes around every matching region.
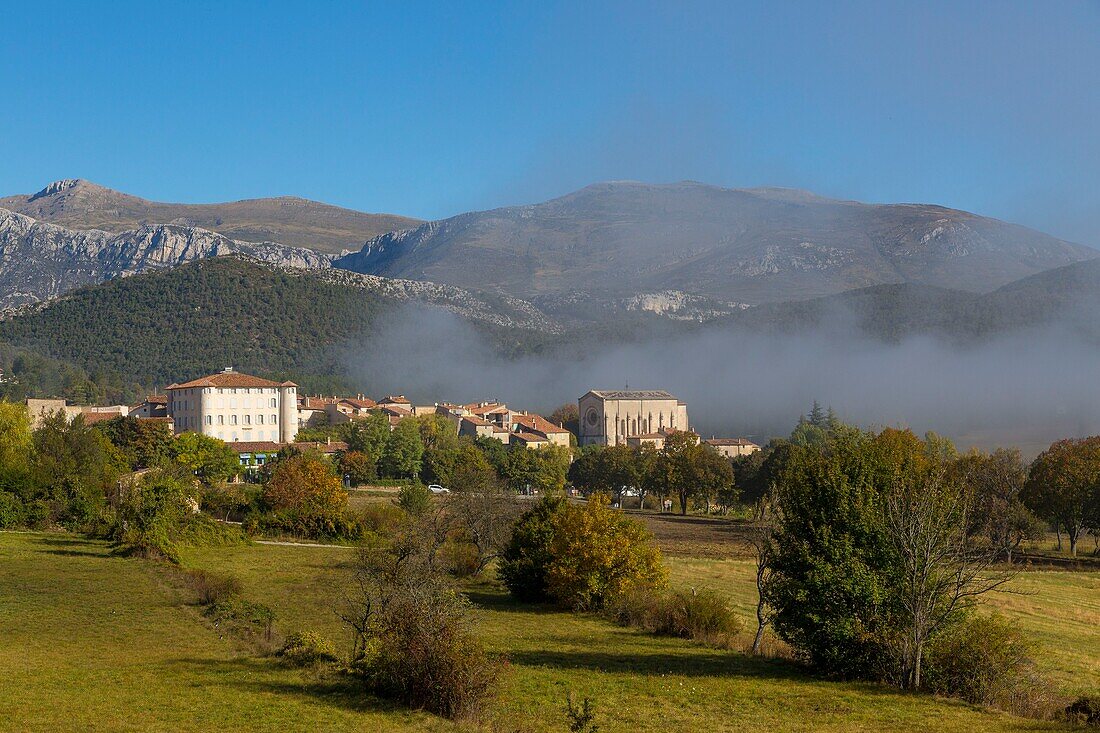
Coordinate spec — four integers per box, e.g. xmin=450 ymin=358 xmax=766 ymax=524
xmin=263 ymin=451 xmax=349 ymax=535
xmin=1023 ymin=437 xmax=1100 ymax=557
xmin=953 ymin=449 xmax=1041 ymax=563
xmin=0 ymin=401 xmax=32 ymax=494
xmin=94 ymin=415 xmax=174 ymax=470
xmin=498 ymin=496 xmax=567 ymax=601
xmin=418 ymin=414 xmax=460 ymax=451
xmin=169 ymin=432 xmax=240 ymax=485
xmin=380 ymin=419 xmax=424 ymax=479
xmin=31 ymin=413 xmax=122 ymax=527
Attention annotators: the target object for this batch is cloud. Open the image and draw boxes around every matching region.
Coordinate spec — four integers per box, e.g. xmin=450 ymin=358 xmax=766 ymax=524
xmin=344 ymin=304 xmax=1100 ymax=458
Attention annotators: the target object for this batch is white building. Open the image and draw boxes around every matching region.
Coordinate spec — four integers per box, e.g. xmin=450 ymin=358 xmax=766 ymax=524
xmin=578 ymin=390 xmax=689 ymax=447
xmin=166 ymin=368 xmax=298 ymax=443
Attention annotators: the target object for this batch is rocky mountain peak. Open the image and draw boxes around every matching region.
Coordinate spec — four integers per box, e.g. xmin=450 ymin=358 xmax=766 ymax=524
xmin=29 ymin=179 xmax=94 ymax=201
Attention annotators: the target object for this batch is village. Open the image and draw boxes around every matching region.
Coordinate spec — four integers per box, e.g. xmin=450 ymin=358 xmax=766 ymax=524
xmin=22 ymin=367 xmax=760 ymax=477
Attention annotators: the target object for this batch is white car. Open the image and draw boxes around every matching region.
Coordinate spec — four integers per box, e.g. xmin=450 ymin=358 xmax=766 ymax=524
xmin=427 ymin=484 xmax=450 ymax=495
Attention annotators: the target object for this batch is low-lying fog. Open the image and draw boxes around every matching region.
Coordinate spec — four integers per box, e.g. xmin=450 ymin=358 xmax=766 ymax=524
xmin=345 ymin=306 xmax=1100 ymax=458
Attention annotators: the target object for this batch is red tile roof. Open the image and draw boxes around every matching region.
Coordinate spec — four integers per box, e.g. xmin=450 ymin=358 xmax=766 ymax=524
xmin=227 ymin=440 xmax=347 ymax=454
xmin=512 ymin=413 xmax=570 ymax=435
xmin=167 ymin=370 xmax=297 ymax=389
xmin=705 ymin=438 xmax=759 ymax=447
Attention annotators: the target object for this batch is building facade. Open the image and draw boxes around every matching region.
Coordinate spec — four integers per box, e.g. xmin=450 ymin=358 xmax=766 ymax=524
xmin=577 ymin=390 xmax=689 ymax=447
xmin=165 ymin=368 xmax=298 ymax=443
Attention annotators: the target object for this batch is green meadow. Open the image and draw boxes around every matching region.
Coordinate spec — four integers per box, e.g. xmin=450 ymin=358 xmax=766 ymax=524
xmin=3 ymin=527 xmax=1096 ymax=732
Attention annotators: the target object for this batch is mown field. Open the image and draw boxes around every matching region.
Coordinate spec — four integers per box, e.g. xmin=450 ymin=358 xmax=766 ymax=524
xmin=1 ymin=521 xmax=1097 ymax=732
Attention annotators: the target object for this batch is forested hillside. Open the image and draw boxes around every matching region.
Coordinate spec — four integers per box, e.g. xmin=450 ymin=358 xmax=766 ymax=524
xmin=0 ymin=258 xmax=394 ymax=397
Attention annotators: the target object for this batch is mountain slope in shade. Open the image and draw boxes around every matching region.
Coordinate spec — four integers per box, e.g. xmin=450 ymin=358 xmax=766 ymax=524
xmin=335 ymin=180 xmax=1096 ymax=307
xmin=722 ymin=257 xmax=1100 ymax=344
xmin=0 ymin=257 xmax=559 ymax=392
xmin=0 ymin=179 xmax=420 ymax=255
xmin=0 ymin=208 xmax=332 ymax=308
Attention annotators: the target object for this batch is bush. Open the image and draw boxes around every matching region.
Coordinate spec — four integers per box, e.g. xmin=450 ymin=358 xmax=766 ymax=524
xmin=924 ymin=614 xmax=1053 ymax=716
xmin=0 ymin=491 xmax=24 ymax=528
xmin=1063 ymin=697 xmax=1100 ymax=727
xmin=206 ymin=597 xmax=276 ymax=646
xmin=500 ymin=495 xmax=667 ymax=610
xmin=184 ymin=569 xmax=244 ymax=606
xmin=280 ymin=631 xmax=339 ymax=668
xmin=498 ymin=496 xmax=566 ymax=602
xmin=350 ymin=587 xmax=503 ymax=720
xmin=609 ymin=587 xmax=743 ymax=648
xmin=24 ymin=498 xmax=51 ymax=529
xmin=397 ymin=483 xmax=431 ymax=517
xmin=360 ymin=502 xmax=406 ymax=536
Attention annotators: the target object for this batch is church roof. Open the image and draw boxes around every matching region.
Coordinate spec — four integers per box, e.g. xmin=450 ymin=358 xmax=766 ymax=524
xmin=587 ymin=389 xmax=677 ymax=401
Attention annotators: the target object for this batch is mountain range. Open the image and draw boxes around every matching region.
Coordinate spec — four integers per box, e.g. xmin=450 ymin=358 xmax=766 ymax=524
xmin=1 ymin=177 xmax=1099 ymax=404
xmin=334 ymin=180 xmax=1096 ymax=311
xmin=0 ymin=178 xmax=418 ymax=255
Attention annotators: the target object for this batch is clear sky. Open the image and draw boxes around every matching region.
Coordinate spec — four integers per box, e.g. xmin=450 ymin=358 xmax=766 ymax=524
xmin=2 ymin=1 xmax=1098 ymax=245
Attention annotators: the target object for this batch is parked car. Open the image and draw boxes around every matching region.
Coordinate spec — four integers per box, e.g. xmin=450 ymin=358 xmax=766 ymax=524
xmin=428 ymin=484 xmax=450 ymax=495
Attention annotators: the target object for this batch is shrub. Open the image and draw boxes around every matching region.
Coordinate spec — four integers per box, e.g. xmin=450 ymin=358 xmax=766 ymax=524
xmin=351 ymin=587 xmax=503 ymax=720
xmin=0 ymin=491 xmax=24 ymax=528
xmin=500 ymin=495 xmax=667 ymax=610
xmin=23 ymin=498 xmax=50 ymax=529
xmin=206 ymin=597 xmax=276 ymax=646
xmin=280 ymin=631 xmax=339 ymax=668
xmin=609 ymin=587 xmax=743 ymax=648
xmin=397 ymin=482 xmax=431 ymax=517
xmin=544 ymin=495 xmax=667 ymax=610
xmin=360 ymin=502 xmax=406 ymax=536
xmin=184 ymin=569 xmax=244 ymax=606
xmin=1063 ymin=697 xmax=1100 ymax=727
xmin=498 ymin=496 xmax=566 ymax=602
xmin=924 ymin=614 xmax=1054 ymax=716
xmin=652 ymin=588 xmax=743 ymax=647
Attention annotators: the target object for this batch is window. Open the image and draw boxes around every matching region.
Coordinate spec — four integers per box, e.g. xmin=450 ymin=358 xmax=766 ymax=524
xmin=205 ymin=415 xmax=212 ymax=426
xmin=230 ymin=415 xmax=238 ymax=426
xmin=271 ymin=415 xmax=278 ymax=424
xmin=244 ymin=415 xmax=251 ymax=425
xmin=269 ymin=398 xmax=276 ymax=408
xmin=257 ymin=414 xmax=264 ymax=425
xmin=217 ymin=415 xmax=224 ymax=425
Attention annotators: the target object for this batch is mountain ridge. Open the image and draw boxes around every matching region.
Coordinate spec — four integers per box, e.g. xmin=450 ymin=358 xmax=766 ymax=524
xmin=0 ymin=179 xmax=420 ymax=254
xmin=335 ymin=179 xmax=1096 ymax=308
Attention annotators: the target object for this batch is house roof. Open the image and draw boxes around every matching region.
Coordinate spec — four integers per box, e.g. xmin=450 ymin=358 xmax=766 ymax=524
xmin=378 ymin=395 xmax=410 ymax=405
xmin=81 ymin=412 xmax=121 ymax=425
xmin=587 ymin=389 xmax=677 ymax=401
xmin=167 ymin=369 xmax=296 ymax=390
xmin=339 ymin=397 xmax=377 ymax=409
xmin=705 ymin=438 xmax=759 ymax=448
xmin=461 ymin=415 xmax=493 ymax=427
xmin=512 ymin=413 xmax=570 ymax=435
xmin=512 ymin=432 xmax=548 ymax=444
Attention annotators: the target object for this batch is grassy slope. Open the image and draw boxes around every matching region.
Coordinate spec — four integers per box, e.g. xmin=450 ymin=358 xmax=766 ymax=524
xmin=1 ymin=531 xmax=1089 ymax=732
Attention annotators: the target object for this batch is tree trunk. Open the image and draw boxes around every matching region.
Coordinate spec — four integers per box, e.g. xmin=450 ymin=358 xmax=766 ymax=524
xmin=1069 ymin=525 xmax=1079 ymax=557
xmin=1056 ymin=526 xmax=1063 ymax=551
xmin=913 ymin=644 xmax=923 ymax=690
xmin=752 ymin=621 xmax=766 ymax=655
xmin=679 ymin=490 xmax=688 ymax=515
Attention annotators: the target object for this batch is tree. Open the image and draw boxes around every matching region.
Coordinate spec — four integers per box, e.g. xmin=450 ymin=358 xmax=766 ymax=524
xmin=498 ymin=496 xmax=567 ymax=602
xmin=549 ymin=403 xmax=579 ymax=436
xmin=94 ymin=415 xmax=174 ymax=470
xmin=339 ymin=450 xmax=376 ymax=486
xmin=505 ymin=445 xmax=571 ymax=495
xmin=680 ymin=443 xmax=734 ymax=515
xmin=263 ymin=452 xmax=348 ymax=533
xmin=31 ymin=413 xmax=122 ymax=527
xmin=544 ymin=494 xmax=668 ymax=610
xmin=766 ymin=424 xmax=1014 ymax=689
xmin=343 ymin=411 xmax=391 ymax=461
xmin=444 ymin=486 xmax=522 ymax=574
xmin=0 ymin=401 xmax=32 ymax=494
xmin=380 ymin=418 xmax=424 ymax=479
xmin=953 ymin=449 xmax=1041 ymax=563
xmin=169 ymin=432 xmax=239 ymax=485
xmin=883 ymin=458 xmax=1012 ymax=690
xmin=418 ymin=414 xmax=460 ymax=451
xmin=1023 ymin=437 xmax=1100 ymax=557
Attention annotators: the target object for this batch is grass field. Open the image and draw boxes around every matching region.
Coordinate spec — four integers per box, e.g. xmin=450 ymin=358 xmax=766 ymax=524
xmin=3 ymin=527 xmax=1096 ymax=732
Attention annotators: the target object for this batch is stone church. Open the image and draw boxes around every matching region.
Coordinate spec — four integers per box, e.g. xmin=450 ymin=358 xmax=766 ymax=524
xmin=577 ymin=390 xmax=689 ymax=447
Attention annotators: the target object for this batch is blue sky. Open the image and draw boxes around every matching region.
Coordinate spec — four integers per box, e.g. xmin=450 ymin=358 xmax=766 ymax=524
xmin=2 ymin=1 xmax=1098 ymax=245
